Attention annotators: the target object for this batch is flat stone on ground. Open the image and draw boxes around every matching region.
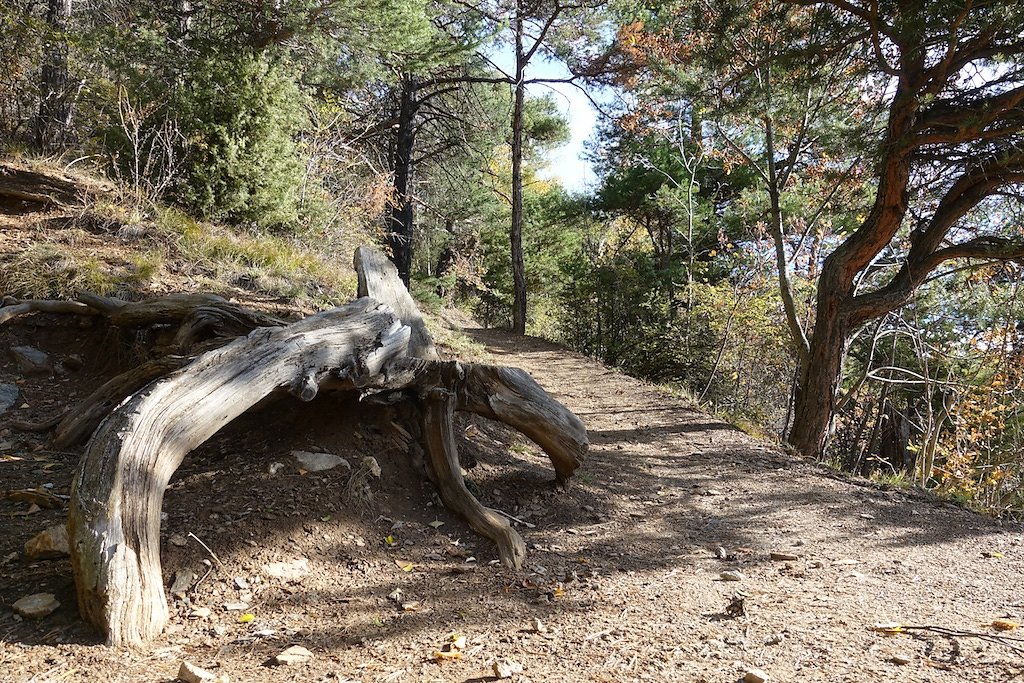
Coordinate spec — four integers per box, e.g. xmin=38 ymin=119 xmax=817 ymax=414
xmin=12 ymin=593 xmax=60 ymax=619
xmin=291 ymin=450 xmax=349 ymax=472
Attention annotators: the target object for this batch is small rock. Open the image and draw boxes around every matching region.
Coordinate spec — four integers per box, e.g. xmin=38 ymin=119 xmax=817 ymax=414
xmin=272 ymin=645 xmax=314 ymax=666
xmin=531 ymin=617 xmax=548 ymax=633
xmin=493 ymin=660 xmax=524 ymax=679
xmin=24 ymin=524 xmax=69 ymax=560
xmin=267 ymin=462 xmax=285 ymax=475
xmin=291 ymin=450 xmax=350 ymax=472
xmin=170 ymin=569 xmax=197 ymax=597
xmin=769 ymin=551 xmax=799 ymax=561
xmin=233 ymin=576 xmax=249 ymax=590
xmin=720 ymin=570 xmax=746 ymax=582
xmin=12 ymin=593 xmax=60 ymax=619
xmin=169 ymin=533 xmax=188 ymax=547
xmin=223 ymin=602 xmax=249 ymax=611
xmin=0 ymin=384 xmax=18 ymax=414
xmin=704 ymin=489 xmax=724 ymax=496
xmin=10 ymin=346 xmax=52 ymax=375
xmin=264 ymin=558 xmax=309 ymax=580
xmin=59 ymin=354 xmax=85 ymax=372
xmin=743 ymin=667 xmax=769 ymax=683
xmin=891 ymin=654 xmax=913 ymax=665
xmin=177 ymin=660 xmax=230 ymax=683
xmin=188 ymin=607 xmax=212 ymax=619
xmin=361 ymin=456 xmax=382 ymax=478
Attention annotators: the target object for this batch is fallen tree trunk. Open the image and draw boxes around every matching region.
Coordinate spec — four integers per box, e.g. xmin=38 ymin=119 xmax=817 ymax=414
xmin=69 ymin=298 xmax=409 ymax=647
xmin=56 ymin=246 xmax=588 ymax=647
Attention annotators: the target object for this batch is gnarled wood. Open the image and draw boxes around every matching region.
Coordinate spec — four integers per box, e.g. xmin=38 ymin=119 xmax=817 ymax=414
xmin=0 ymin=297 xmax=98 ymax=325
xmin=52 ymin=356 xmax=193 ymax=449
xmin=355 ymin=246 xmax=438 ymax=360
xmin=422 ymin=388 xmax=526 ymax=568
xmin=360 ymin=359 xmax=587 ymax=485
xmin=68 ymin=298 xmax=410 ymax=647
xmin=76 ymin=292 xmax=283 ymax=332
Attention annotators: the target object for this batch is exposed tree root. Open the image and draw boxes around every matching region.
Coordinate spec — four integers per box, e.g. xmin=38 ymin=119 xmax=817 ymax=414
xmin=2 ymin=246 xmax=589 ymax=647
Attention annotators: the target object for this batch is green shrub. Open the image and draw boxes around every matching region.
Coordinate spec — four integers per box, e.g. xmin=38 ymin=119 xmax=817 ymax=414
xmin=171 ymin=51 xmax=308 ymax=229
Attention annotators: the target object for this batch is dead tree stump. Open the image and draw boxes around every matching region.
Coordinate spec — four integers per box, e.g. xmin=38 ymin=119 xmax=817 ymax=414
xmin=68 ymin=298 xmax=410 ymax=646
xmin=1 ymin=246 xmax=590 ymax=647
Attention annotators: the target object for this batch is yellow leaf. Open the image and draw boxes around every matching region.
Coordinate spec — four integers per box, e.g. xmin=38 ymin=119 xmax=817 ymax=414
xmin=384 ymin=535 xmax=397 ymax=546
xmin=238 ymin=613 xmax=255 ymax=623
xmin=450 ymin=634 xmax=467 ymax=649
xmin=992 ymin=619 xmax=1019 ymax=631
xmin=871 ymin=622 xmax=905 ymax=635
xmin=394 ymin=559 xmax=415 ymax=572
xmin=433 ymin=650 xmax=462 ymax=661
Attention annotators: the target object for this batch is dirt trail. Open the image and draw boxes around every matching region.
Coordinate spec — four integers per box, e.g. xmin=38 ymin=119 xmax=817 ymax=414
xmin=1 ymin=321 xmax=1022 ymax=683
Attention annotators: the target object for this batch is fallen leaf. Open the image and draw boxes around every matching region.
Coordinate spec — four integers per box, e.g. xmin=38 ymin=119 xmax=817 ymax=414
xmin=449 ymin=634 xmax=467 ymax=649
xmin=428 ymin=520 xmax=444 ymax=529
xmin=238 ymin=613 xmax=255 ymax=623
xmin=394 ymin=560 xmax=415 ymax=572
xmin=991 ymin=618 xmax=1019 ymax=631
xmin=433 ymin=650 xmax=462 ymax=661
xmin=384 ymin=535 xmax=397 ymax=547
xmin=871 ymin=622 xmax=905 ymax=635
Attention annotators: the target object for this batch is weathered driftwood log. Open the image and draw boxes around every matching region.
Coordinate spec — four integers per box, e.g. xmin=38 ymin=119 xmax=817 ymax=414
xmin=1 ymin=292 xmax=287 ymax=439
xmin=355 ymin=245 xmax=438 ymax=360
xmin=76 ymin=292 xmax=284 ymax=335
xmin=68 ymin=299 xmax=410 ymax=647
xmin=359 ymin=359 xmax=587 ymax=567
xmin=62 ymin=246 xmax=588 ymax=647
xmin=0 ymin=162 xmax=92 ymax=209
xmin=0 ymin=296 xmax=98 ymax=325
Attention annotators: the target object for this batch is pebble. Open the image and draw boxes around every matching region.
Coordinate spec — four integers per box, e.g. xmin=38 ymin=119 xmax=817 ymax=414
xmin=170 ymin=569 xmax=197 ymax=597
xmin=291 ymin=450 xmax=349 ymax=472
xmin=177 ymin=661 xmax=230 ymax=683
xmin=361 ymin=456 xmax=382 ymax=478
xmin=272 ymin=645 xmax=314 ymax=666
xmin=10 ymin=345 xmax=52 ymax=375
xmin=0 ymin=384 xmax=18 ymax=414
xmin=493 ymin=660 xmax=524 ymax=679
xmin=263 ymin=558 xmax=309 ymax=580
xmin=891 ymin=654 xmax=913 ymax=665
xmin=12 ymin=593 xmax=60 ymax=619
xmin=189 ymin=607 xmax=212 ymax=619
xmin=769 ymin=551 xmax=799 ymax=561
xmin=24 ymin=524 xmax=69 ymax=560
xmin=744 ymin=667 xmax=769 ymax=683
xmin=720 ymin=570 xmax=746 ymax=582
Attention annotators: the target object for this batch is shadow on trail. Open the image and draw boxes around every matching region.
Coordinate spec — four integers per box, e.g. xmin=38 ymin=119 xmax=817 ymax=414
xmin=0 ymin=323 xmax=1018 ymax=660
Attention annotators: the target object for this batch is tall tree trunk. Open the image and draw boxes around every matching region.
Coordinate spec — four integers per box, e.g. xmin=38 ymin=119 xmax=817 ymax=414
xmin=510 ymin=8 xmax=527 ymax=335
xmin=787 ymin=266 xmax=850 ymax=459
xmin=36 ymin=0 xmax=73 ymax=153
xmin=764 ymin=118 xmax=811 ymax=374
xmin=388 ymin=74 xmax=418 ymax=286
